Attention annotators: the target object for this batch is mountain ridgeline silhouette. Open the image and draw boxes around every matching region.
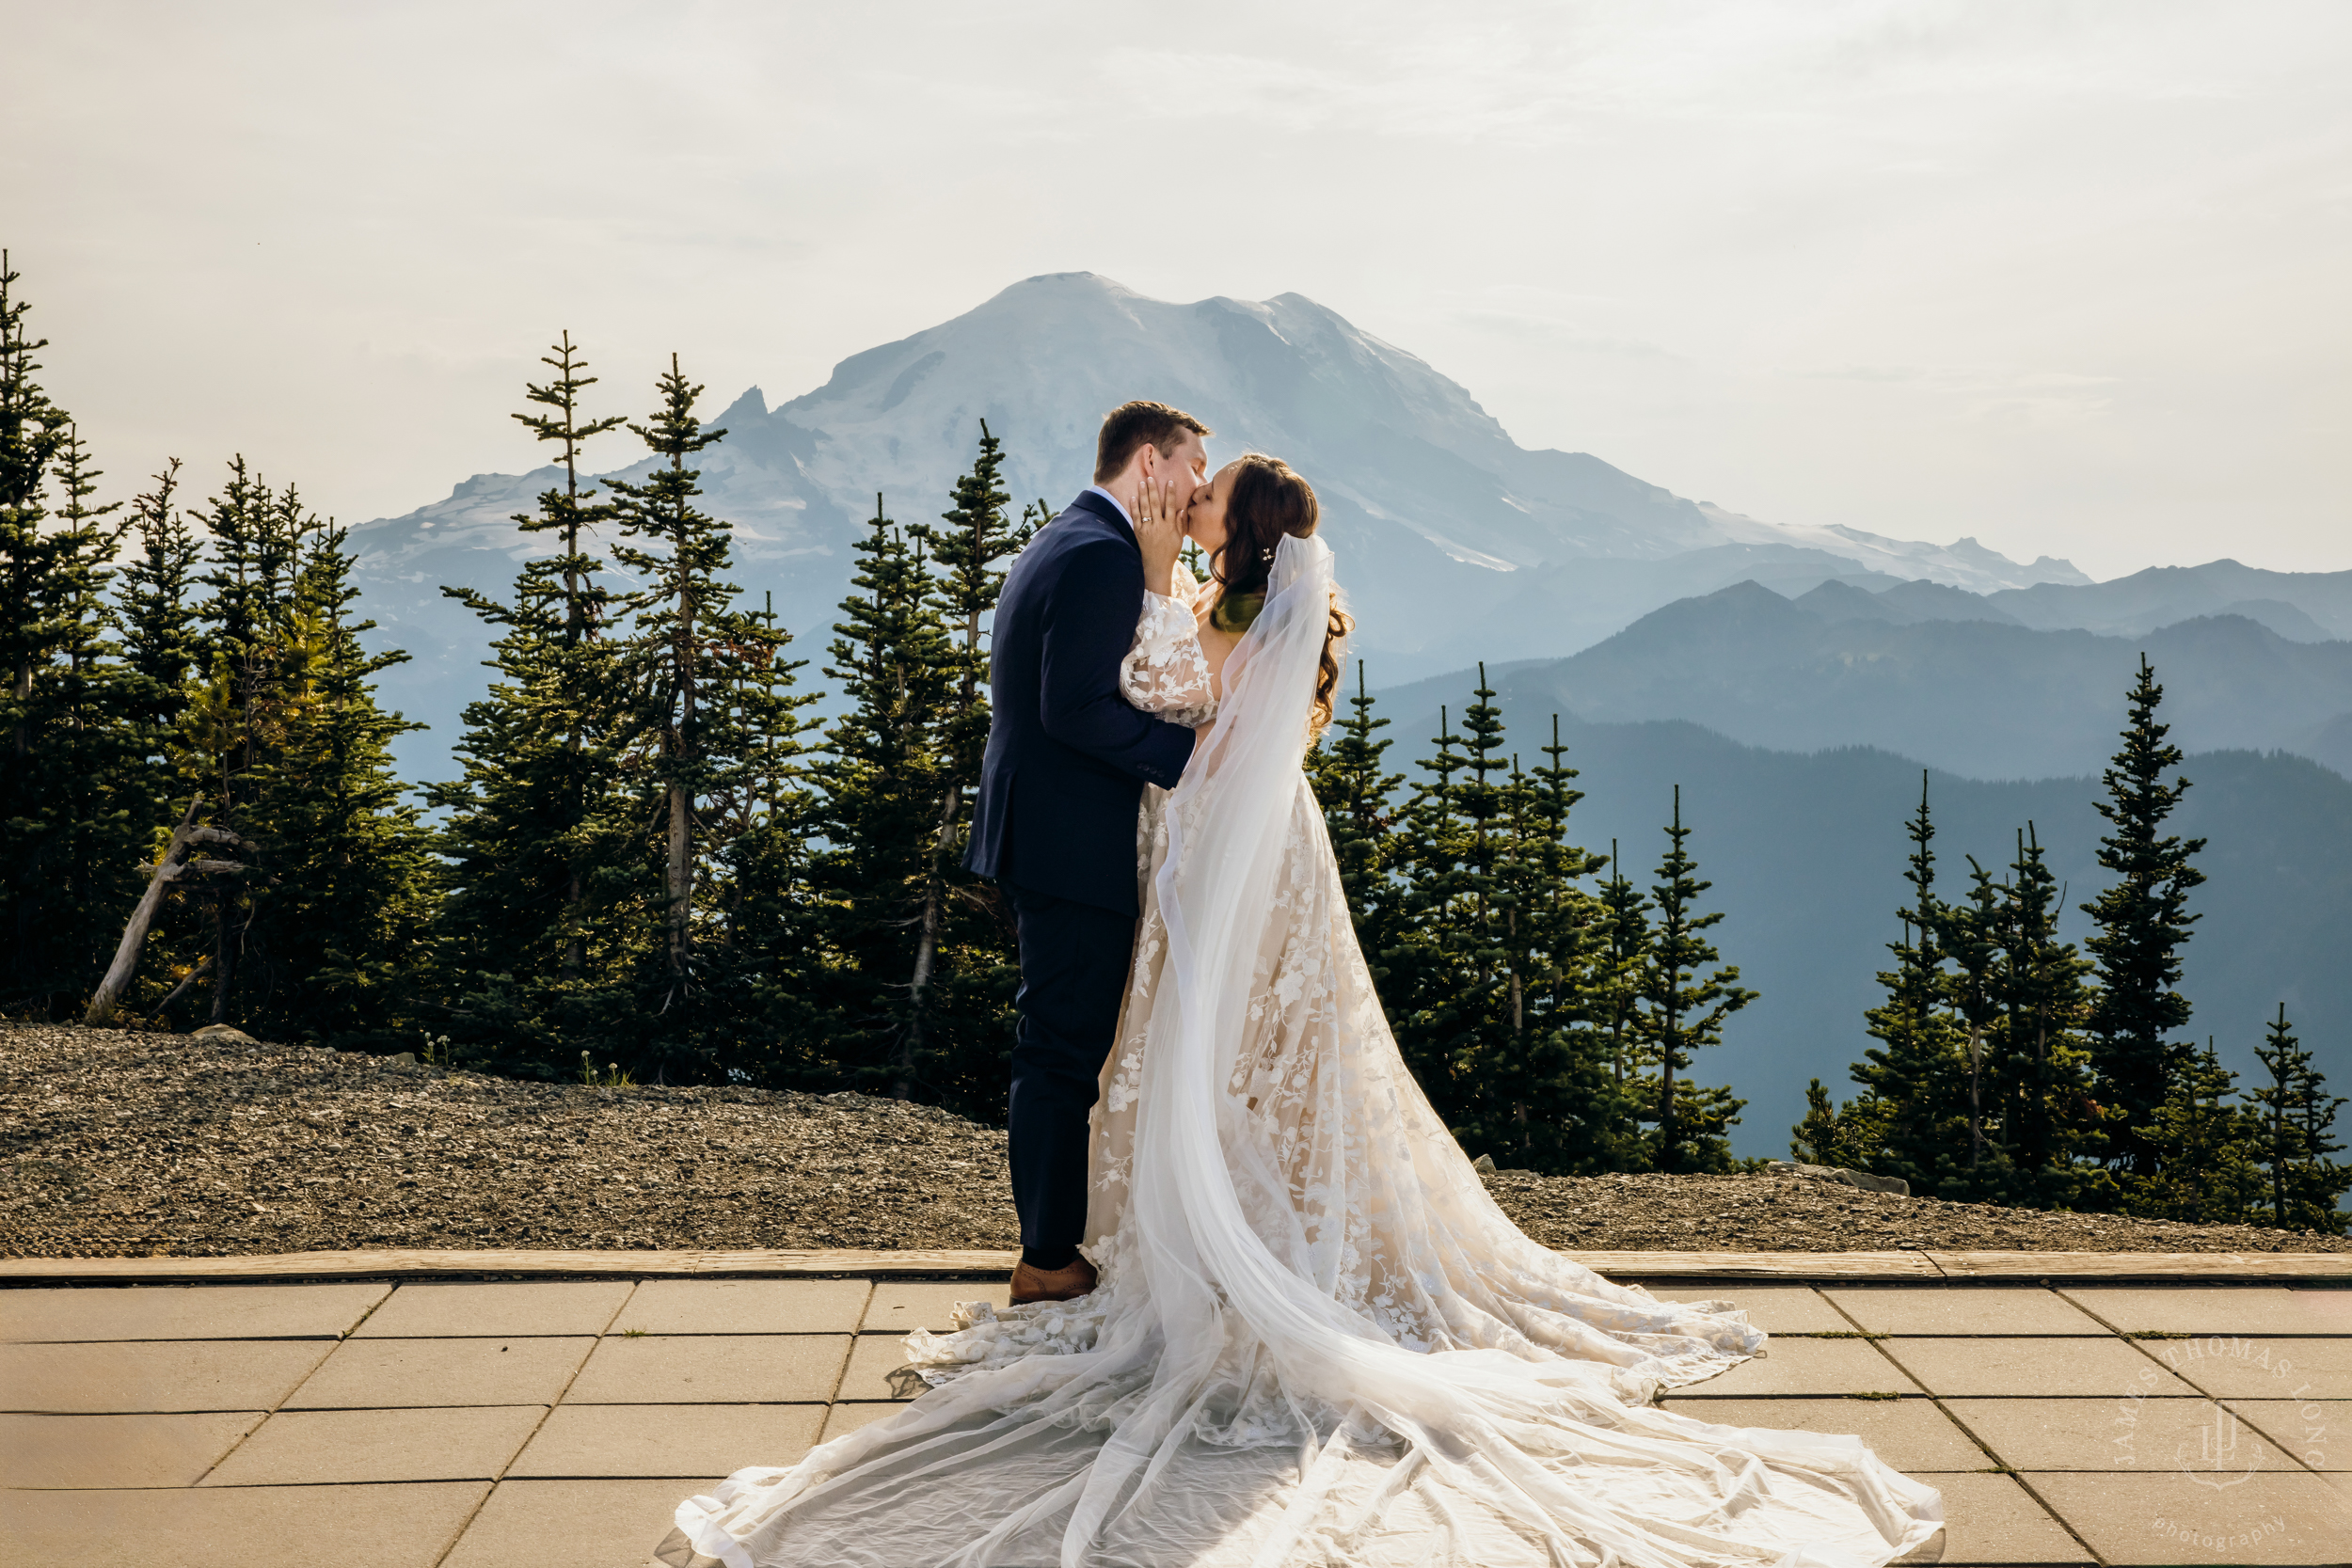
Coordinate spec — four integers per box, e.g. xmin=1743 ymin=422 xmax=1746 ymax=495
xmin=349 ymin=274 xmax=2087 ymax=783
xmin=336 ymin=275 xmax=2350 ymax=1158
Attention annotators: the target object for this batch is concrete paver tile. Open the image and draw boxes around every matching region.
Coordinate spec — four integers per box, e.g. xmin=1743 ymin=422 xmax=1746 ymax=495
xmin=1892 ymin=1471 xmax=2087 ymax=1565
xmin=1945 ymin=1397 xmax=2302 ymax=1472
xmin=2025 ymin=1469 xmax=2352 ymax=1564
xmin=441 ymin=1478 xmax=723 ymax=1568
xmin=820 ymin=1402 xmax=909 ymax=1443
xmin=1878 ymin=1338 xmax=2197 ymax=1399
xmin=0 ymin=1282 xmax=388 ymax=1342
xmin=0 ymin=1410 xmax=263 ymax=1487
xmin=512 ymin=1402 xmax=823 ymax=1478
xmin=2059 ymin=1287 xmax=2352 ymax=1338
xmin=2134 ymin=1337 xmax=2349 ymax=1402
xmin=0 ymin=1338 xmax=332 ymax=1413
xmin=2221 ymin=1398 xmax=2345 ymax=1469
xmin=1654 ymin=1395 xmax=1987 ymax=1471
xmin=356 ymin=1281 xmax=633 ymax=1338
xmin=287 ymin=1336 xmax=595 ymax=1408
xmin=1823 ymin=1287 xmax=2107 ymax=1337
xmin=0 ymin=1481 xmax=488 ymax=1568
xmin=1668 ymin=1337 xmax=1920 ymax=1398
xmin=1641 ymin=1286 xmax=1851 ymax=1334
xmin=612 ymin=1278 xmax=870 ymax=1336
xmin=564 ymin=1335 xmax=849 ymax=1404
xmin=200 ymin=1404 xmax=546 ymax=1484
xmin=836 ymin=1332 xmax=946 ymax=1402
xmin=862 ymin=1279 xmax=1011 ymax=1335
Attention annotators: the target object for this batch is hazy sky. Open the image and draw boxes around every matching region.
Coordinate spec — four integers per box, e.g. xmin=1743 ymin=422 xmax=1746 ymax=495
xmin=10 ymin=1 xmax=2348 ymax=579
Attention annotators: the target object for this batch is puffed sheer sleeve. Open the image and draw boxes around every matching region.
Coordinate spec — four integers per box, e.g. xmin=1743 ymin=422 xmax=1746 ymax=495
xmin=1120 ymin=566 xmax=1217 ymax=728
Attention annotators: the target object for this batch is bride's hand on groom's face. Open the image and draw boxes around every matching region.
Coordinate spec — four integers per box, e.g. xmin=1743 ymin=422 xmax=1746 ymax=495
xmin=1135 ymin=475 xmax=1189 ymax=593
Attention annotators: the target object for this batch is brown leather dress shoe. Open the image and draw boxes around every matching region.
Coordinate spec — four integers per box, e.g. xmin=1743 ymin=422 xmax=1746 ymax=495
xmin=1009 ymin=1253 xmax=1099 ymax=1305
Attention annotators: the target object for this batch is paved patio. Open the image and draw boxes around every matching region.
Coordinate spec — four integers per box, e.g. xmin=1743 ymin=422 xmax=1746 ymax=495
xmin=2 ymin=1255 xmax=2346 ymax=1566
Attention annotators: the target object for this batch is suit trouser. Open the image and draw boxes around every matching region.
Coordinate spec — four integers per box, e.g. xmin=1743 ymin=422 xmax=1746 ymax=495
xmin=1002 ymin=879 xmax=1136 ymax=1254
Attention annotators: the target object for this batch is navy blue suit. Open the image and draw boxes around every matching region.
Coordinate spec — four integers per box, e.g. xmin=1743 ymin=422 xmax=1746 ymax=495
xmin=966 ymin=489 xmax=1195 ymax=1256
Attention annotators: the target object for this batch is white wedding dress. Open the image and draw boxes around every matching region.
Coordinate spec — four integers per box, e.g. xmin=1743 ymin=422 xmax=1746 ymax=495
xmin=660 ymin=535 xmax=1943 ymax=1568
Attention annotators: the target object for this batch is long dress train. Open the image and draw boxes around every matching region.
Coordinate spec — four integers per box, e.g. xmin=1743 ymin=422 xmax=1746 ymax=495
xmin=657 ymin=534 xmax=1943 ymax=1568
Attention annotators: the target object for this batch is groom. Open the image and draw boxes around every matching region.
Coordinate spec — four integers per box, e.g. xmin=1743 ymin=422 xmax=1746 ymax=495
xmin=966 ymin=400 xmax=1211 ymax=1305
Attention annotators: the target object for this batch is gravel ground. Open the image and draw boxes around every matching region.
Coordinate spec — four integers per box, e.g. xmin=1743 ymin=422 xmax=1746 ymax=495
xmin=2 ymin=1022 xmax=2343 ymax=1259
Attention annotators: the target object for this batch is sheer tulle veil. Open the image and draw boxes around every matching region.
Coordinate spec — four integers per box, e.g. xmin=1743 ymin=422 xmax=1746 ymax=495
xmin=664 ymin=532 xmax=1944 ymax=1568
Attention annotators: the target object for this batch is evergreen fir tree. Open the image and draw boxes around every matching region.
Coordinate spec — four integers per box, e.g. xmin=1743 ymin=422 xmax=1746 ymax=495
xmin=0 ymin=415 xmax=150 ymax=1014
xmin=1940 ymin=846 xmax=2006 ymax=1183
xmin=2082 ymin=656 xmax=2206 ymax=1175
xmin=0 ymin=250 xmax=83 ymax=1008
xmin=897 ymin=424 xmax=1034 ymax=1108
xmin=1482 ymin=720 xmax=1618 ymax=1172
xmin=2121 ymin=1038 xmax=2262 ymax=1225
xmin=1384 ymin=703 xmax=1475 ymax=1121
xmin=1305 ymin=659 xmax=1406 ymax=955
xmin=605 ymin=355 xmax=733 ymax=1001
xmin=508 ymin=332 xmax=627 ymax=975
xmin=1633 ymin=786 xmax=1755 ymax=1173
xmin=231 ymin=523 xmax=437 ymax=1048
xmin=1790 ymin=1078 xmax=1890 ymax=1169
xmin=0 ymin=247 xmax=69 ymax=773
xmin=117 ymin=459 xmax=200 ymax=782
xmin=1593 ymin=838 xmax=1649 ymax=1106
xmin=1377 ymin=675 xmax=1623 ymax=1171
xmin=585 ymin=355 xmax=807 ymax=1082
xmin=1988 ymin=825 xmax=2103 ymax=1207
xmin=1391 ymin=669 xmax=1519 ymax=1145
xmin=2244 ymin=1006 xmax=2352 ymax=1234
xmin=179 ymin=460 xmax=313 ymax=1022
xmin=1851 ymin=774 xmax=1967 ymax=1192
xmin=809 ymin=494 xmax=956 ymax=1096
xmin=511 ymin=332 xmax=625 ymax=645
xmin=708 ymin=588 xmax=823 ymax=1087
xmin=432 ymin=339 xmax=649 ymax=1077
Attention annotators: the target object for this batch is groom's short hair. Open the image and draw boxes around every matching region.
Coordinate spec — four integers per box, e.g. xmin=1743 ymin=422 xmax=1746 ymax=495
xmin=1095 ymin=401 xmax=1212 ymax=483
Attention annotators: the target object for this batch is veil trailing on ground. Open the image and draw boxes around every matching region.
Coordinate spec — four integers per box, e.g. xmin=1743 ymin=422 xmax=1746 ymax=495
xmin=660 ymin=532 xmax=1943 ymax=1568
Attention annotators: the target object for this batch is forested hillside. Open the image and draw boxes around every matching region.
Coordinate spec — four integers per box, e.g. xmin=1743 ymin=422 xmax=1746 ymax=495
xmin=5 ymin=255 xmax=2343 ymax=1233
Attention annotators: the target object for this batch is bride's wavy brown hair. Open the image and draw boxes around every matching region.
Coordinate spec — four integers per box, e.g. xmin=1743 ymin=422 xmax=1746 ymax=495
xmin=1211 ymin=453 xmax=1352 ymax=734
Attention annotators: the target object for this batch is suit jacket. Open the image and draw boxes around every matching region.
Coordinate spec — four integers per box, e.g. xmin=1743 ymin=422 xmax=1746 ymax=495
xmin=964 ymin=490 xmax=1196 ymax=915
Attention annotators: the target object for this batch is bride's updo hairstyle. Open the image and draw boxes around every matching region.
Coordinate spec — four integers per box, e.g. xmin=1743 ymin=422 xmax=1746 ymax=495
xmin=1211 ymin=452 xmax=1353 ymax=734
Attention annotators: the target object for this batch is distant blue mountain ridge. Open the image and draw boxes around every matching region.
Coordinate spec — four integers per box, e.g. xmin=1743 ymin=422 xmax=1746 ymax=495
xmin=338 ymin=277 xmax=2352 ymax=1160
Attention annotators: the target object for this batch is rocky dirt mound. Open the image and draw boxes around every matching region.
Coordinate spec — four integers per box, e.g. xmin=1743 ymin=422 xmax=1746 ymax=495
xmin=3 ymin=1023 xmax=2342 ymax=1259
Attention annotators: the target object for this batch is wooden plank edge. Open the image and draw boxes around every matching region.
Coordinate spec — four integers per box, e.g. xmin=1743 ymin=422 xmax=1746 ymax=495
xmin=1 ymin=1246 xmax=2341 ymax=1285
xmin=1560 ymin=1250 xmax=1946 ymax=1278
xmin=1926 ymin=1250 xmax=2352 ymax=1280
xmin=0 ymin=1247 xmax=1021 ymax=1282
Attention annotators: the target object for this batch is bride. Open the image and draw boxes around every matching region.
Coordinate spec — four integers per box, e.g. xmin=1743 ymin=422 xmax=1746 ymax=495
xmin=659 ymin=456 xmax=1944 ymax=1568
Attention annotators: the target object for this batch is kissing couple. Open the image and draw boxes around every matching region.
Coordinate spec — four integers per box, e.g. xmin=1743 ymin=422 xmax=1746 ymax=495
xmin=660 ymin=404 xmax=1945 ymax=1568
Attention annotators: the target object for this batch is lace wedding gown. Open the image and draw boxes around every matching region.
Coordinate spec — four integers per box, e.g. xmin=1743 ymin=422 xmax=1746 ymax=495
xmin=659 ymin=535 xmax=1943 ymax=1568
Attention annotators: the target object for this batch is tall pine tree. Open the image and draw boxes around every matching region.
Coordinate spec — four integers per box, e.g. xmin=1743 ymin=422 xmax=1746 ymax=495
xmin=230 ymin=523 xmax=437 ymax=1048
xmin=2082 ymin=656 xmax=2206 ymax=1176
xmin=598 ymin=356 xmax=804 ymax=1080
xmin=1986 ymin=825 xmax=2102 ymax=1207
xmin=433 ymin=339 xmax=648 ymax=1075
xmin=2244 ymin=1006 xmax=2352 ymax=1234
xmin=809 ymin=494 xmax=956 ymax=1096
xmin=1633 ymin=786 xmax=1754 ymax=1173
xmin=1305 ymin=659 xmax=1406 ymax=961
xmin=2121 ymin=1038 xmax=2261 ymax=1225
xmin=1851 ymin=774 xmax=1967 ymax=1192
xmin=896 ymin=425 xmax=1036 ymax=1109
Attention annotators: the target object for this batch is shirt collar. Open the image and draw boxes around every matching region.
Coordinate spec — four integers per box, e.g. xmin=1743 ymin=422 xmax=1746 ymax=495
xmin=1083 ymin=483 xmax=1133 ymax=527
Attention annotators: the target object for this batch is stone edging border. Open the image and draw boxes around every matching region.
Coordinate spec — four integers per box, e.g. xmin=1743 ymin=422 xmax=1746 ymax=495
xmin=1 ymin=1247 xmax=2345 ymax=1284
